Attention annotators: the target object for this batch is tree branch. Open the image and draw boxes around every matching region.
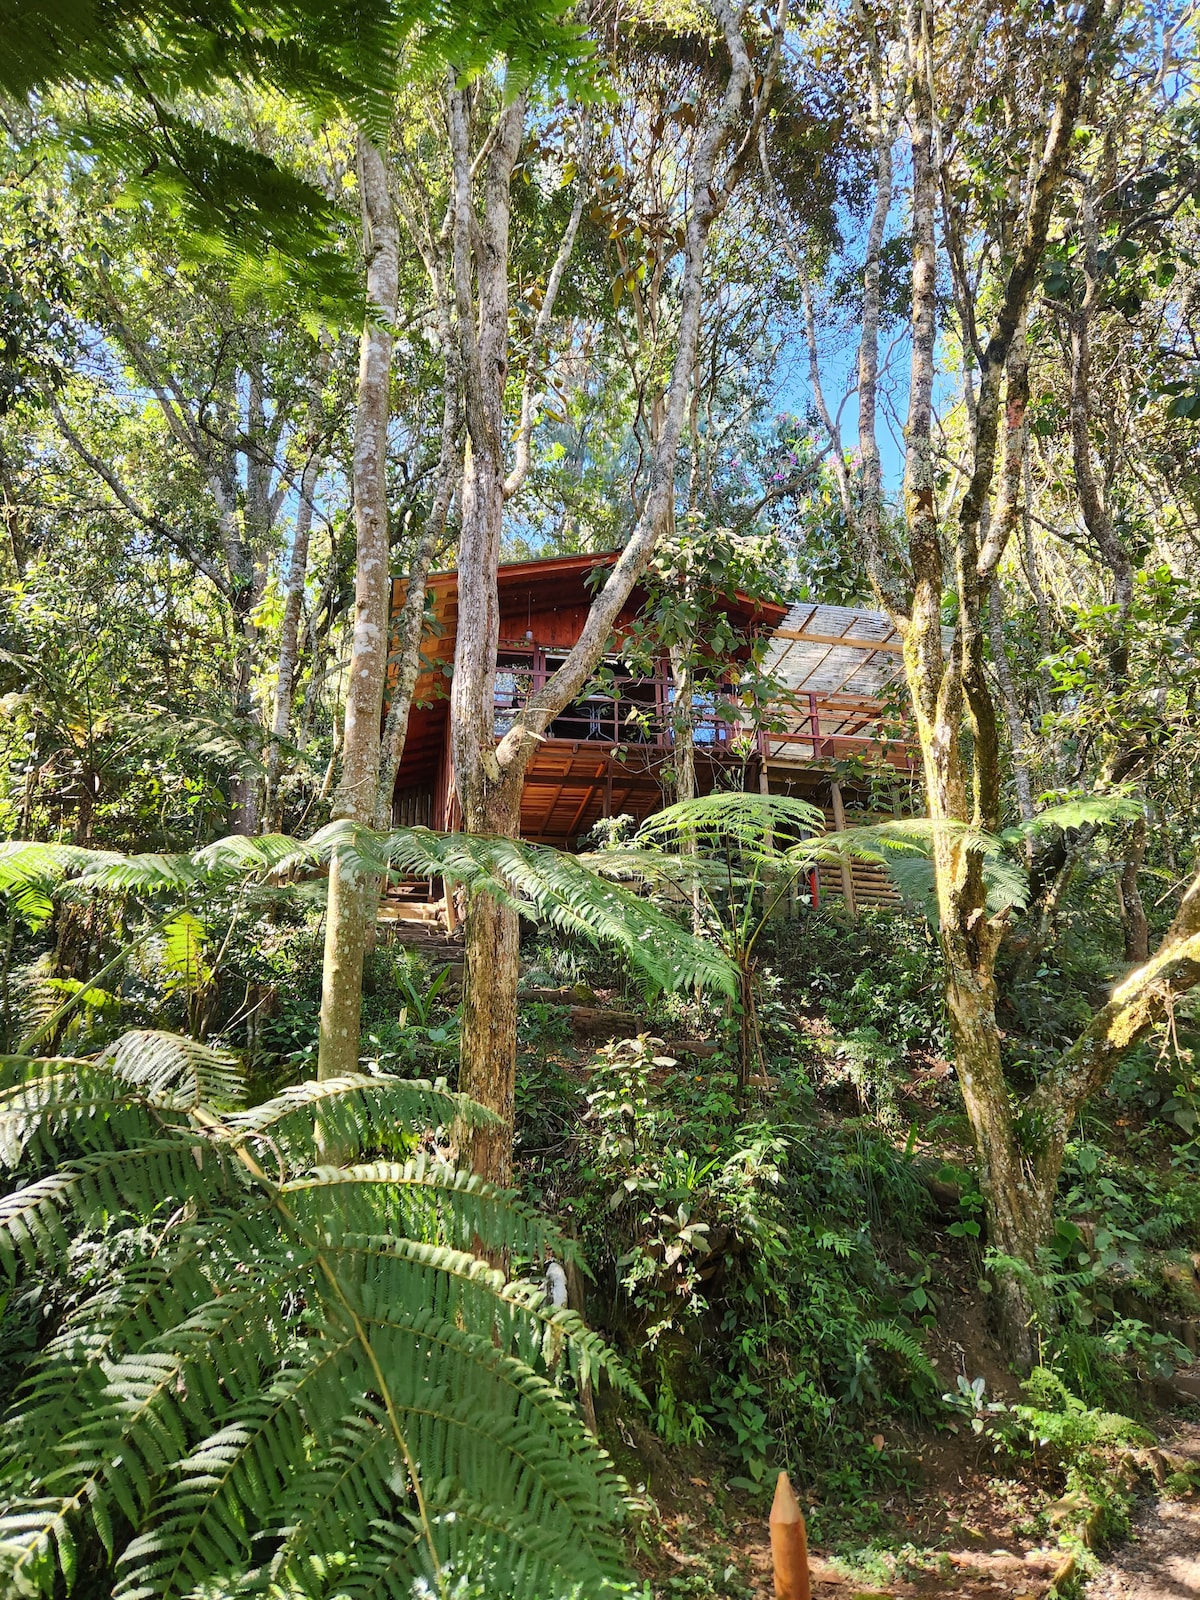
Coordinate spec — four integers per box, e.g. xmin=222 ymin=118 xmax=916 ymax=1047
xmin=503 ymin=111 xmax=591 ymax=501
xmin=1030 ymin=866 xmax=1200 ymax=1165
xmin=50 ymin=400 xmax=232 ymax=598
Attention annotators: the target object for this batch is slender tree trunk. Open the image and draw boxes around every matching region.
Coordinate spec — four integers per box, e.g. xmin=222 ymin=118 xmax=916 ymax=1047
xmin=267 ymin=353 xmax=332 ymax=828
xmin=266 ymin=469 xmax=319 ymax=829
xmin=1069 ymin=182 xmax=1134 ymax=662
xmin=229 ymin=600 xmax=261 ymax=836
xmin=447 ymin=0 xmax=770 ymax=1179
xmin=220 ymin=449 xmax=261 ymax=838
xmin=943 ymin=928 xmax=1049 ymax=1366
xmin=1116 ymin=814 xmax=1149 ymax=964
xmin=318 ymin=134 xmax=399 ymax=1081
xmin=989 ymin=578 xmax=1035 ymax=824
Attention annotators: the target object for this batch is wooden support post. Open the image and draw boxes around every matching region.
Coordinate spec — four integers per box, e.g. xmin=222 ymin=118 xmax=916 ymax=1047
xmin=757 ymin=760 xmax=779 ymax=923
xmin=770 ymin=1471 xmax=811 ymax=1600
xmin=829 ymin=780 xmax=856 ymax=920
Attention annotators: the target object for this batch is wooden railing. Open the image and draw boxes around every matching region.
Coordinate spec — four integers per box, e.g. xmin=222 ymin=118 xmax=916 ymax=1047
xmin=495 ymin=672 xmax=740 ymax=750
xmin=493 ymin=676 xmax=916 ymax=766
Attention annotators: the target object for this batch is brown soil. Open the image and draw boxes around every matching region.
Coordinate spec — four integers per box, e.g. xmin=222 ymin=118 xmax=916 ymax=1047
xmin=648 ymin=1476 xmax=1064 ymax=1599
xmin=1085 ymin=1422 xmax=1200 ymax=1600
xmin=632 ymin=1405 xmax=1068 ymax=1599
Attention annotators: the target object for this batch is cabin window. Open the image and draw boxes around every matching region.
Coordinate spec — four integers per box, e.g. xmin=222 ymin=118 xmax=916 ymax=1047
xmin=666 ymin=684 xmax=733 ymax=746
xmin=494 ymin=653 xmax=534 ymax=733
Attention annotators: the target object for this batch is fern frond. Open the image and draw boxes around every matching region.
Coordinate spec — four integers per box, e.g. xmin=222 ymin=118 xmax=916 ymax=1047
xmin=2 ymin=821 xmax=734 ymax=1001
xmin=803 ymin=819 xmax=1032 ymax=917
xmin=859 ymin=1320 xmax=939 ymax=1386
xmin=0 ymin=1033 xmax=635 ymax=1600
xmin=382 ymin=828 xmax=735 ymax=998
xmin=102 ymin=1031 xmax=245 ymax=1109
xmin=635 ymin=792 xmax=825 ymax=851
xmin=226 ymin=1075 xmax=475 ymax=1161
xmin=0 ymin=842 xmax=97 ymax=895
xmin=0 ymin=1140 xmax=218 ymax=1276
xmin=281 ymin=1157 xmax=562 ymax=1260
xmin=1003 ymin=792 xmax=1145 ymax=841
xmin=0 ymin=1065 xmax=162 ymax=1167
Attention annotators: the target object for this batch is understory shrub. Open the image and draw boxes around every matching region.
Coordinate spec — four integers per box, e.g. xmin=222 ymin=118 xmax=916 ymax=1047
xmin=519 ymin=1035 xmax=941 ymax=1493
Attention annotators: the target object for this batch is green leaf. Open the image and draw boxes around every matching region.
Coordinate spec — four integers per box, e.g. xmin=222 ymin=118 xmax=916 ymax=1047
xmin=0 ymin=1031 xmax=635 ymax=1599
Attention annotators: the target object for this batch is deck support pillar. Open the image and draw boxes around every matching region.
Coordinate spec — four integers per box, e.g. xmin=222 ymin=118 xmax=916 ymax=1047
xmin=829 ymin=780 xmax=856 ymax=920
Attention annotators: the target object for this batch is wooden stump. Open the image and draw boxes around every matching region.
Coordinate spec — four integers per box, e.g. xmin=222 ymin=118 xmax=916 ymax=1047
xmin=770 ymin=1470 xmax=811 ymax=1600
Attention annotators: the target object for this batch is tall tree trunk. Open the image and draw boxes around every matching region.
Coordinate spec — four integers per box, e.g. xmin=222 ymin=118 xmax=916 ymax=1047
xmin=878 ymin=0 xmax=1116 ymax=1361
xmin=229 ymin=598 xmax=261 ymax=837
xmin=267 ymin=352 xmax=332 ymax=828
xmin=447 ymin=84 xmax=527 ymax=1174
xmin=458 ymin=784 xmax=523 ymax=1184
xmin=317 ymin=134 xmax=399 ymax=1081
xmin=376 ymin=267 xmax=460 ymax=827
xmin=448 ymin=0 xmax=770 ymax=1179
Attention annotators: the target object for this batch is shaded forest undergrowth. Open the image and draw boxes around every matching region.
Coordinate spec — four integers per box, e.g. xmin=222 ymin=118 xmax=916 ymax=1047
xmin=5 ymin=900 xmax=1200 ymax=1597
xmin=509 ymin=914 xmax=1200 ymax=1598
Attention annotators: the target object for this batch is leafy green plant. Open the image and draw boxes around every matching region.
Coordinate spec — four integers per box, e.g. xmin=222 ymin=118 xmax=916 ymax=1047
xmin=517 ymin=1001 xmax=572 ymax=1048
xmin=557 ymin=1034 xmax=940 ymax=1481
xmin=584 ymin=793 xmax=826 ymax=1085
xmin=394 ymin=954 xmax=455 ymax=1028
xmin=771 ymin=907 xmax=948 ymax=1058
xmin=942 ymin=1374 xmax=1010 ymax=1437
xmin=0 ymin=1030 xmax=636 ymax=1599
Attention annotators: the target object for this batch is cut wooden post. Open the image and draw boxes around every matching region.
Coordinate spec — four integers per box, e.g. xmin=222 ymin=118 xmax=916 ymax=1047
xmin=770 ymin=1471 xmax=811 ymax=1600
xmin=829 ymin=780 xmax=857 ymax=920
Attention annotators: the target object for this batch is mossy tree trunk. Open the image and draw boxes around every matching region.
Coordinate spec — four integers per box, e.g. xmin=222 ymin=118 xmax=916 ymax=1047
xmin=794 ymin=0 xmax=1124 ymax=1360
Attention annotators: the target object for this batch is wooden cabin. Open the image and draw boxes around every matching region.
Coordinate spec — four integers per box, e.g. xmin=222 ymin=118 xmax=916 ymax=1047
xmin=388 ymin=551 xmax=789 ymax=847
xmin=386 ymin=553 xmax=918 ymax=918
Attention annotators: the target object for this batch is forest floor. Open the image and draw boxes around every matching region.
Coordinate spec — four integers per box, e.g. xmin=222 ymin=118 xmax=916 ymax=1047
xmin=1084 ymin=1421 xmax=1200 ymax=1600
xmin=641 ymin=1420 xmax=1200 ymax=1600
xmin=516 ymin=971 xmax=1200 ymax=1600
xmin=635 ymin=1410 xmax=1073 ymax=1599
xmin=620 ymin=1169 xmax=1200 ymax=1600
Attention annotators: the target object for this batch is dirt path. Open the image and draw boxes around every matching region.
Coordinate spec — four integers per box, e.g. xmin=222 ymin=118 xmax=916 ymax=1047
xmin=1086 ymin=1423 xmax=1200 ymax=1600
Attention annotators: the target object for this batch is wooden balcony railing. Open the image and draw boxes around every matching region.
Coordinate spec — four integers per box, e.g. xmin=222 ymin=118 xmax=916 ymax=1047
xmin=494 ymin=673 xmax=916 ymax=767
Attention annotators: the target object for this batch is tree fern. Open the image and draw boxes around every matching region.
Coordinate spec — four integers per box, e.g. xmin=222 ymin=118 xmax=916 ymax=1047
xmin=0 ymin=1032 xmax=637 ymax=1599
xmin=0 ymin=823 xmax=735 ymax=1002
xmin=800 ymin=818 xmax=1033 ymax=919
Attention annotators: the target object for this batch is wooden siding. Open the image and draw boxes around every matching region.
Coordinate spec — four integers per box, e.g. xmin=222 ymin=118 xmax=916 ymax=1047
xmin=388 ymin=551 xmax=787 ymax=823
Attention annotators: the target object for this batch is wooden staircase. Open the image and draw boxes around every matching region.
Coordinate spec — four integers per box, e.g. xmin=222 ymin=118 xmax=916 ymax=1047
xmin=377 ymin=880 xmax=464 ymax=965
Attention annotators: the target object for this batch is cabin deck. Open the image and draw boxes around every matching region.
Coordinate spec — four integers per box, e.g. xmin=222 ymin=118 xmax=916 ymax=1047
xmin=385 ymin=558 xmax=920 ymax=915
